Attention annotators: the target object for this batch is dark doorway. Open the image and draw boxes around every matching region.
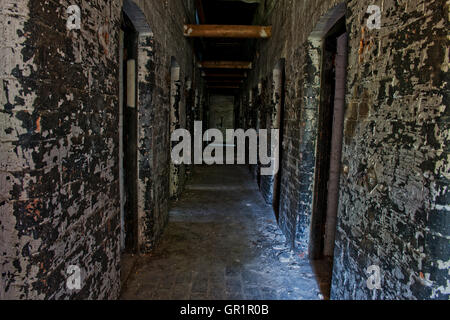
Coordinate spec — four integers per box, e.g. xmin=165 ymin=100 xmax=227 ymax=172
xmin=121 ymin=16 xmax=138 ymax=253
xmin=310 ymin=17 xmax=347 ymax=260
xmin=272 ymin=59 xmax=286 ymax=221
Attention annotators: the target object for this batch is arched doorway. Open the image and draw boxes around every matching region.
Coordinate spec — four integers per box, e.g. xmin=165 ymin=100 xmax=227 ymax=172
xmin=119 ymin=0 xmax=155 ymax=254
xmin=302 ymin=2 xmax=348 ymax=298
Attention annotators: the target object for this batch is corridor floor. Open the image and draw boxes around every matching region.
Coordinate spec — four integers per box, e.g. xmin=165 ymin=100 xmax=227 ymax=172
xmin=120 ymin=165 xmax=325 ymax=300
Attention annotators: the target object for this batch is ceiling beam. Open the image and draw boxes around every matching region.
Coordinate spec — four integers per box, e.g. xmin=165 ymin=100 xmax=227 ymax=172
xmin=198 ymin=61 xmax=252 ymax=69
xmin=184 ymin=24 xmax=272 ymax=38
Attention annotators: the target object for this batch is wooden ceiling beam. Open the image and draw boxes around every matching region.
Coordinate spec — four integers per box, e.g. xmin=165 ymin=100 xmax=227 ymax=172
xmin=184 ymin=24 xmax=272 ymax=39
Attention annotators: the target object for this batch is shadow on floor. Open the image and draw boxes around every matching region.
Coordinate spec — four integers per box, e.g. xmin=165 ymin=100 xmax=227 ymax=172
xmin=120 ymin=165 xmax=323 ymax=300
xmin=311 ymin=257 xmax=334 ymax=299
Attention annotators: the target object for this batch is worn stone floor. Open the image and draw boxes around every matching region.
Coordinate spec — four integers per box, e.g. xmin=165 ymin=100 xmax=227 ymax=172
xmin=120 ymin=165 xmax=329 ymax=300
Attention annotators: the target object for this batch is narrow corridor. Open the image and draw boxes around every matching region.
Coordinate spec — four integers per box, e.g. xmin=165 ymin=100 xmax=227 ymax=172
xmin=120 ymin=165 xmax=323 ymax=300
xmin=2 ymin=0 xmax=448 ymax=301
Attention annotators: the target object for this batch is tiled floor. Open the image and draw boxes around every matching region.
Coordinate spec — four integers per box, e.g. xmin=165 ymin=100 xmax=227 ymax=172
xmin=120 ymin=165 xmax=328 ymax=300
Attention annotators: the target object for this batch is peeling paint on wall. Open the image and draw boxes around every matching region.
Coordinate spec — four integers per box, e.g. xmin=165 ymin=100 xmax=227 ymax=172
xmin=244 ymin=0 xmax=449 ymax=299
xmin=331 ymin=0 xmax=449 ymax=300
xmin=1 ymin=0 xmax=123 ymax=299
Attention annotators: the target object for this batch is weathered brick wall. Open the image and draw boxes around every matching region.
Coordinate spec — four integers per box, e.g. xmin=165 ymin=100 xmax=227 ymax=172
xmin=331 ymin=0 xmax=449 ymax=300
xmin=0 ymin=0 xmax=199 ymax=299
xmin=245 ymin=0 xmax=449 ymax=299
xmin=208 ymin=95 xmax=235 ymax=136
xmin=1 ymin=0 xmax=123 ymax=299
xmin=246 ymin=0 xmax=344 ymax=251
xmin=131 ymin=0 xmax=197 ymax=251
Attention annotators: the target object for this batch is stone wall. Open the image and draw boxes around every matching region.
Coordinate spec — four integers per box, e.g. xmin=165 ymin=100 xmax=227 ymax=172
xmin=244 ymin=0 xmax=449 ymax=299
xmin=245 ymin=0 xmax=345 ymax=252
xmin=209 ymin=95 xmax=235 ymax=135
xmin=332 ymin=0 xmax=449 ymax=300
xmin=0 ymin=0 xmax=123 ymax=299
xmin=0 ymin=0 xmax=200 ymax=299
xmin=131 ymin=0 xmax=198 ymax=249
